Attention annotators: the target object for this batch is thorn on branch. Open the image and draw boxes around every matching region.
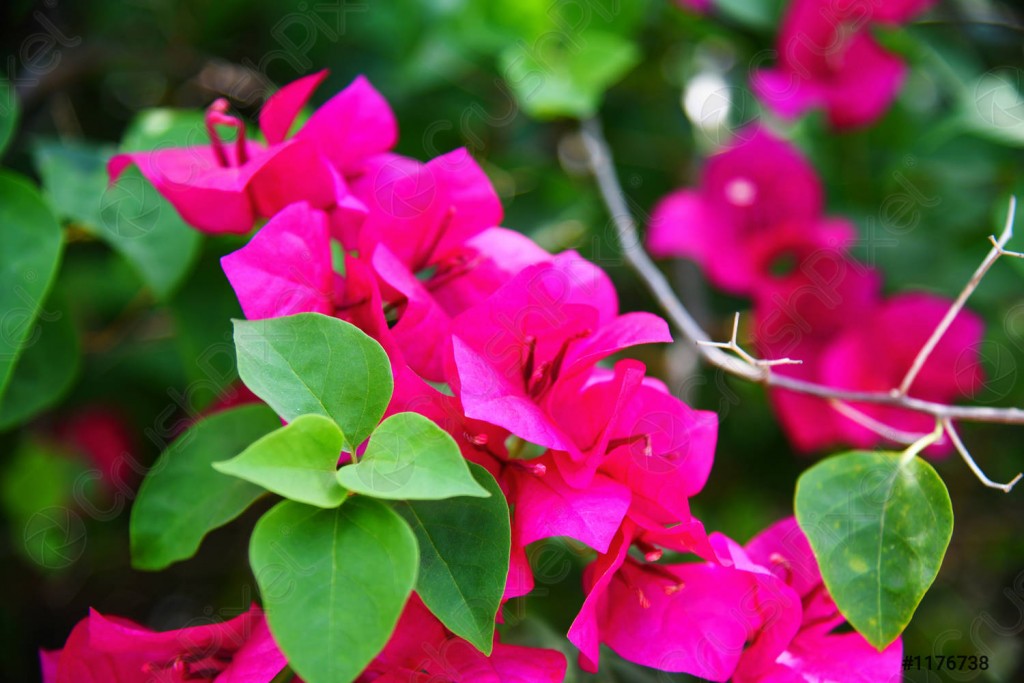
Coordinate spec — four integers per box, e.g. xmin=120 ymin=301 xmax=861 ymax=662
xmin=695 ymin=313 xmax=802 ymax=369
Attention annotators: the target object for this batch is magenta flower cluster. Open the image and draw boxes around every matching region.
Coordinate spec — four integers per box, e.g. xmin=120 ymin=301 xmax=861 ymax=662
xmin=42 ymin=71 xmax=909 ymax=682
xmin=648 ymin=126 xmax=984 ymax=454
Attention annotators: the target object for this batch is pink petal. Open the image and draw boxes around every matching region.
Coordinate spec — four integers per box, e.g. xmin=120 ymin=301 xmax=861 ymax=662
xmin=513 ymin=461 xmax=631 ymax=552
xmin=221 ymin=202 xmax=334 ymax=319
xmin=566 ymin=525 xmax=634 ymax=672
xmin=260 ymin=69 xmax=329 ymax=145
xmin=297 ymin=75 xmax=398 ymax=176
xmin=601 ymin=561 xmax=800 ymax=682
xmin=109 ymin=146 xmax=271 ymax=234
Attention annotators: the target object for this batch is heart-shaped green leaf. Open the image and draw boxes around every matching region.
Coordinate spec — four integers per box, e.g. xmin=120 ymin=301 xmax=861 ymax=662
xmin=215 ymin=414 xmax=348 ymax=508
xmin=395 ymin=463 xmax=510 ymax=654
xmin=337 ymin=412 xmax=489 ymax=500
xmin=130 ymin=403 xmax=282 ymax=570
xmin=795 ymin=450 xmax=954 ymax=650
xmin=251 ymin=498 xmax=418 ymax=683
xmin=233 ymin=313 xmax=393 ymax=451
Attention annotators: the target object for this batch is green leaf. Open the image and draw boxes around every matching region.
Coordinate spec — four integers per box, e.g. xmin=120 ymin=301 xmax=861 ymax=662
xmin=214 ymin=414 xmax=348 ymax=508
xmin=0 ymin=74 xmax=17 ymax=159
xmin=0 ymin=171 xmax=64 ymax=402
xmin=33 ymin=139 xmax=116 ymax=229
xmin=395 ymin=463 xmax=509 ymax=653
xmin=338 ymin=412 xmax=488 ymax=500
xmin=233 ymin=313 xmax=393 ymax=450
xmin=1 ymin=438 xmax=90 ymax=571
xmin=0 ymin=290 xmax=79 ymax=431
xmin=500 ymin=31 xmax=640 ymax=119
xmin=129 ymin=403 xmax=282 ymax=571
xmin=795 ymin=450 xmax=954 ymax=650
xmin=251 ymin=498 xmax=418 ymax=683
xmin=98 ymin=166 xmax=201 ymax=300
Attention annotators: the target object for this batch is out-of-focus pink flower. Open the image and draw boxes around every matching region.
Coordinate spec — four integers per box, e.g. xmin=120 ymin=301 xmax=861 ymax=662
xmin=751 ymin=0 xmax=936 ymax=129
xmin=647 ymin=127 xmax=853 ymax=294
xmin=819 ymin=292 xmax=984 ymax=454
xmin=675 ymin=0 xmax=712 ymax=12
xmin=41 ymin=605 xmax=286 ymax=683
xmin=753 ymin=253 xmax=882 ymax=452
xmin=54 ymin=405 xmax=138 ymax=497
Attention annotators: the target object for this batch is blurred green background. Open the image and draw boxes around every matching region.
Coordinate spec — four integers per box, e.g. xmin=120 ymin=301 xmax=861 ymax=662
xmin=1 ymin=0 xmax=1023 ymax=680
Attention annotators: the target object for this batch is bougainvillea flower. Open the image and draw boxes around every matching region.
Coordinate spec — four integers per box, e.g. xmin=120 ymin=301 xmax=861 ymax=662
xmin=42 ymin=605 xmax=285 ymax=682
xmin=750 ymin=0 xmax=934 ymax=129
xmin=109 ymin=73 xmax=390 ymax=233
xmin=731 ymin=518 xmax=904 ymax=682
xmin=753 ymin=254 xmax=882 ymax=452
xmin=511 ymin=453 xmax=632 ymax=553
xmin=221 ymin=202 xmax=335 ymax=320
xmin=54 ymin=404 xmax=137 ymax=497
xmin=359 ymin=594 xmax=566 ymax=682
xmin=351 ymin=149 xmax=503 ymax=268
xmin=819 ymin=292 xmax=984 ymax=454
xmin=567 ymin=522 xmax=800 ymax=678
xmin=647 ymin=127 xmax=852 ymax=293
xmin=450 ymin=253 xmax=671 ymax=453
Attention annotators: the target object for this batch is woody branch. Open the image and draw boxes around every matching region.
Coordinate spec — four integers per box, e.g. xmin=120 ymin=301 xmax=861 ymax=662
xmin=579 ymin=117 xmax=1022 ymax=492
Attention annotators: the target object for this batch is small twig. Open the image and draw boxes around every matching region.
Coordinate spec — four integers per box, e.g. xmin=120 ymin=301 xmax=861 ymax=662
xmin=896 ymin=197 xmax=1022 ymax=397
xmin=697 ymin=313 xmax=802 ymax=367
xmin=828 ymin=400 xmax=932 ymax=446
xmin=900 ymin=420 xmax=945 ymax=466
xmin=942 ymin=419 xmax=1022 ymax=493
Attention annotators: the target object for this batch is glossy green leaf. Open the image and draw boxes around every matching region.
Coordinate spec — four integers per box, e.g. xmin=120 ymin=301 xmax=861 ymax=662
xmin=98 ymin=166 xmax=201 ymax=300
xmin=0 ymin=74 xmax=17 ymax=159
xmin=395 ymin=463 xmax=509 ymax=653
xmin=795 ymin=450 xmax=954 ymax=650
xmin=215 ymin=414 xmax=348 ymax=508
xmin=33 ymin=139 xmax=115 ymax=229
xmin=337 ymin=412 xmax=489 ymax=500
xmin=0 ymin=171 xmax=64 ymax=402
xmin=130 ymin=403 xmax=282 ymax=571
xmin=500 ymin=31 xmax=640 ymax=119
xmin=0 ymin=291 xmax=79 ymax=431
xmin=251 ymin=498 xmax=418 ymax=683
xmin=233 ymin=313 xmax=393 ymax=450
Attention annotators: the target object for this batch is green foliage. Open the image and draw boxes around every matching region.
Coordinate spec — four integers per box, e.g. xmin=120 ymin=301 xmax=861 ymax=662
xmin=129 ymin=403 xmax=282 ymax=570
xmin=215 ymin=414 xmax=349 ymax=508
xmin=233 ymin=314 xmax=394 ymax=451
xmin=0 ymin=171 xmax=64 ymax=403
xmin=795 ymin=450 xmax=954 ymax=650
xmin=337 ymin=412 xmax=489 ymax=500
xmin=33 ymin=139 xmax=115 ymax=228
xmin=395 ymin=463 xmax=510 ymax=653
xmin=250 ymin=498 xmax=418 ymax=683
xmin=0 ymin=74 xmax=16 ymax=159
xmin=0 ymin=291 xmax=79 ymax=431
xmin=500 ymin=32 xmax=640 ymax=119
